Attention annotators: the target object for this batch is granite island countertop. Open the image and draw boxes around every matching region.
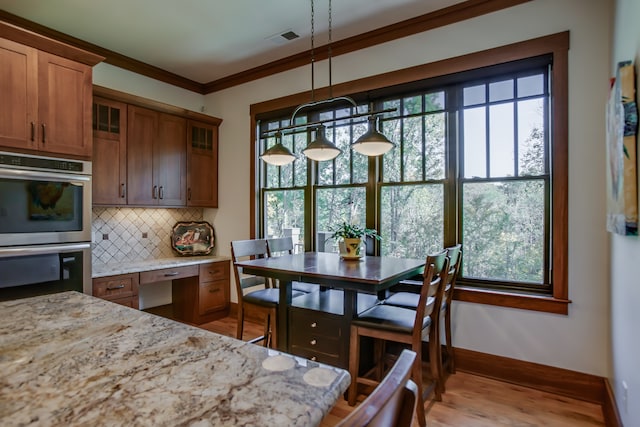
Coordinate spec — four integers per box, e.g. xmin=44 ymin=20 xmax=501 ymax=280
xmin=92 ymin=255 xmax=231 ymax=278
xmin=0 ymin=292 xmax=350 ymax=427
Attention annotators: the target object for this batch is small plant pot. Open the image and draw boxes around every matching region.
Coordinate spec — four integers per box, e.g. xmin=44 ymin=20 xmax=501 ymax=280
xmin=339 ymin=238 xmax=364 ymax=259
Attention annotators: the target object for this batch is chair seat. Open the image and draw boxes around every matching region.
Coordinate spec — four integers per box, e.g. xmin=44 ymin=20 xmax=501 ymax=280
xmin=292 ymin=281 xmax=319 ymax=293
xmin=244 ymin=288 xmax=306 ymax=306
xmin=243 ymin=288 xmax=280 ymax=306
xmin=352 ymin=304 xmax=431 ymax=334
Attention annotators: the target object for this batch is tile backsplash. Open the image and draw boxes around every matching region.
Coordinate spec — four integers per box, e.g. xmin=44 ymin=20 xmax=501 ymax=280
xmin=92 ymin=207 xmax=203 ymax=264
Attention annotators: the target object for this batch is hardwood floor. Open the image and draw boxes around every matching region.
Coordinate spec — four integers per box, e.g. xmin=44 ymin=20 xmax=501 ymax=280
xmin=148 ymin=308 xmax=605 ymax=427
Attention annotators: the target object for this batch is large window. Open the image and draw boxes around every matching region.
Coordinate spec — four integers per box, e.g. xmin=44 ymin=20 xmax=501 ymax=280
xmin=253 ymin=33 xmax=569 ymax=313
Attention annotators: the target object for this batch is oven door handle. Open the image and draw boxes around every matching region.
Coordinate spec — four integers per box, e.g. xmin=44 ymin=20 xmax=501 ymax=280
xmin=0 ymin=168 xmax=91 ymax=183
xmin=0 ymin=243 xmax=91 ymax=259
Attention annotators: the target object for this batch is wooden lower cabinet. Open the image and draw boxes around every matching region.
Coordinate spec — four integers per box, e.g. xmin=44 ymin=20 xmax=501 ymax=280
xmin=92 ymin=273 xmax=140 ymax=309
xmin=290 ymin=308 xmax=346 ymax=368
xmin=173 ymin=261 xmax=230 ymax=324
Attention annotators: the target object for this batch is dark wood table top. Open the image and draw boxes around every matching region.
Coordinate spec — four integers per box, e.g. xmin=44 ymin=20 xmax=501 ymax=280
xmin=236 ymin=252 xmax=425 ymax=293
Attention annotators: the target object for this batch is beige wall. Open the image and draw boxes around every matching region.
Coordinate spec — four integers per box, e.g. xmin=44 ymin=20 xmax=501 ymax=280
xmin=610 ymin=0 xmax=640 ymax=424
xmin=93 ymin=0 xmax=615 ymax=380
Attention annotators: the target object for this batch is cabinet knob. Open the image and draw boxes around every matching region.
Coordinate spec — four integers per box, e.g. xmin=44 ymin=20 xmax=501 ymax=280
xmin=310 ymin=356 xmax=317 ymax=361
xmin=310 ymin=322 xmax=317 ymax=328
xmin=310 ymin=339 xmax=317 ymax=346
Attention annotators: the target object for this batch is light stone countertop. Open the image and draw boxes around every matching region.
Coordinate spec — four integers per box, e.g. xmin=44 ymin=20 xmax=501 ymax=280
xmin=0 ymin=292 xmax=350 ymax=427
xmin=92 ymin=255 xmax=231 ymax=278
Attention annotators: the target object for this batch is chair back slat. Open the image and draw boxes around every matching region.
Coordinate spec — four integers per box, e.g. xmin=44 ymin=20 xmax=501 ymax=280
xmin=443 ymin=244 xmax=462 ymax=302
xmin=266 ymin=236 xmax=294 ymax=256
xmin=414 ymin=250 xmax=448 ymax=337
xmin=231 ymin=239 xmax=270 ymax=292
xmin=338 ymin=349 xmax=418 ymax=427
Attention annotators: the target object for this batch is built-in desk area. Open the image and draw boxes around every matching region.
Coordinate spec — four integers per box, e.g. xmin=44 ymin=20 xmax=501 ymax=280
xmin=92 ymin=256 xmax=230 ymax=324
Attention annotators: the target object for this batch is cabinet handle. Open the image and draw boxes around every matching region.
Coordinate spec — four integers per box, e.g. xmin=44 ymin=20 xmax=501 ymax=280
xmin=208 ymin=288 xmax=221 ymax=293
xmin=164 ymin=272 xmax=179 ymax=277
xmin=159 ymin=186 xmax=164 ymax=199
xmin=30 ymin=122 xmax=35 ymax=141
xmin=120 ymin=183 xmax=126 ymax=198
xmin=310 ymin=339 xmax=317 ymax=346
xmin=310 ymin=322 xmax=317 ymax=328
xmin=107 ymin=284 xmax=126 ymax=290
xmin=188 ymin=188 xmax=192 ymax=201
xmin=153 ymin=185 xmax=158 ymax=199
xmin=41 ymin=124 xmax=46 ymax=143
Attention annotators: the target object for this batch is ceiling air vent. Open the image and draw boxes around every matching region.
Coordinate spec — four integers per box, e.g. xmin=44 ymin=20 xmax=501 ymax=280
xmin=266 ymin=29 xmax=300 ymax=45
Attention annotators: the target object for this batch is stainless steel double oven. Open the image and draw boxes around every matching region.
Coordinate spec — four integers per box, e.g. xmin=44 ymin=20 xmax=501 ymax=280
xmin=0 ymin=151 xmax=92 ymax=301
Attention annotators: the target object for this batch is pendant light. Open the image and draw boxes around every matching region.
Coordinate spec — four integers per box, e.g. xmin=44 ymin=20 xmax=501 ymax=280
xmin=261 ymin=132 xmax=296 ymax=166
xmin=351 ymin=115 xmax=395 ymax=156
xmin=302 ymin=124 xmax=341 ymax=161
xmin=259 ymin=0 xmax=396 ymax=165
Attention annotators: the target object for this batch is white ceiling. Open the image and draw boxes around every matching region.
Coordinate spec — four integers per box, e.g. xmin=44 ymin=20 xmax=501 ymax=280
xmin=0 ymin=0 xmax=465 ymax=84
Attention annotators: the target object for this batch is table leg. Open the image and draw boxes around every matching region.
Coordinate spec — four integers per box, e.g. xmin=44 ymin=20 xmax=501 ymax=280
xmin=278 ymin=279 xmax=292 ymax=352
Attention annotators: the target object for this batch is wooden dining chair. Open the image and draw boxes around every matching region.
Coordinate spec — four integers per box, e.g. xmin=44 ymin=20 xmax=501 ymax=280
xmin=382 ymin=244 xmax=462 ymax=392
xmin=337 ymin=349 xmax=418 ymax=427
xmin=231 ymin=239 xmax=305 ymax=348
xmin=266 ymin=236 xmax=319 ymax=294
xmin=347 ymin=250 xmax=449 ymax=427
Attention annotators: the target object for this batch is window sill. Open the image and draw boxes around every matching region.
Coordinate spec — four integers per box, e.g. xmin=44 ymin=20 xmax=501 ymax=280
xmin=454 ymin=287 xmax=570 ymax=315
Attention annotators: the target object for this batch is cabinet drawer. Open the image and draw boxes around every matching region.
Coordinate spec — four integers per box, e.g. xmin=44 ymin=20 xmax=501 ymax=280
xmin=93 ymin=273 xmax=138 ymax=299
xmin=290 ymin=347 xmax=344 ymax=368
xmin=140 ymin=265 xmax=198 ymax=284
xmin=290 ymin=308 xmax=343 ymax=336
xmin=107 ymin=295 xmax=139 ymax=309
xmin=199 ymin=280 xmax=227 ymax=315
xmin=290 ymin=332 xmax=342 ymax=356
xmin=199 ymin=261 xmax=229 ymax=282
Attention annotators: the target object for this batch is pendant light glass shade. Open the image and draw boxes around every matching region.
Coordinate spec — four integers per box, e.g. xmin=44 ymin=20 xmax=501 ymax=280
xmin=261 ymin=132 xmax=296 ymax=166
xmin=302 ymin=125 xmax=342 ymax=161
xmin=352 ymin=115 xmax=395 ymax=156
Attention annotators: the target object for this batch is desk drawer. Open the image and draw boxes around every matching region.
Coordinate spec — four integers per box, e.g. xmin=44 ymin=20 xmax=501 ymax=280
xmin=199 ymin=280 xmax=227 ymax=315
xmin=290 ymin=308 xmax=342 ymax=336
xmin=290 ymin=333 xmax=342 ymax=356
xmin=140 ymin=265 xmax=198 ymax=284
xmin=199 ymin=261 xmax=229 ymax=282
xmin=93 ymin=273 xmax=138 ymax=299
xmin=291 ymin=347 xmax=344 ymax=368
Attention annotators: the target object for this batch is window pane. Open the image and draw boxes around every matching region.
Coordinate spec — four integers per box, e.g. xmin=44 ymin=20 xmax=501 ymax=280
xmin=383 ymin=118 xmax=402 ymax=182
xmin=380 ymin=184 xmax=443 ymax=258
xmin=462 ymin=180 xmax=545 ymax=283
xmin=383 ymin=99 xmax=401 ymax=118
xmin=316 ymin=187 xmax=366 ymax=253
xmin=464 ymin=85 xmax=485 ymax=106
xmin=463 ymin=107 xmax=487 ymax=178
xmin=518 ymin=98 xmax=545 ymax=176
xmin=403 ymin=116 xmax=423 ymax=181
xmin=425 ymin=112 xmax=446 ymax=180
xmin=403 ymin=95 xmax=422 ymax=115
xmin=280 ymin=133 xmax=295 ymax=187
xmin=293 ymin=132 xmax=307 ymax=185
xmin=334 ymin=125 xmax=352 ymax=185
xmin=489 ymin=79 xmax=514 ymax=102
xmin=489 ymin=103 xmax=515 ymax=177
xmin=425 ymin=91 xmax=445 ymax=112
xmin=264 ymin=190 xmax=305 ymax=249
xmin=352 ymin=120 xmax=368 ymax=183
xmin=517 ymin=74 xmax=544 ymax=97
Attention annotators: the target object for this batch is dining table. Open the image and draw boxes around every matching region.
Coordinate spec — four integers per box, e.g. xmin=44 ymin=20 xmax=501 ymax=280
xmin=235 ymin=252 xmax=425 ymax=363
xmin=0 ymin=291 xmax=350 ymax=427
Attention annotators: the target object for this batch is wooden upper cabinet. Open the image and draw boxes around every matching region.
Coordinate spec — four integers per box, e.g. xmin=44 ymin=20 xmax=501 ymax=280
xmin=92 ymin=97 xmax=127 ymax=205
xmin=127 ymin=106 xmax=186 ymax=206
xmin=187 ymin=120 xmax=219 ymax=208
xmin=0 ymin=37 xmax=94 ymax=158
xmin=0 ymin=39 xmax=38 ymax=151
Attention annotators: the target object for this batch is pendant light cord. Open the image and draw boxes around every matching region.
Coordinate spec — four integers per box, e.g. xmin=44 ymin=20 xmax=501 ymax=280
xmin=310 ymin=0 xmax=315 ymax=102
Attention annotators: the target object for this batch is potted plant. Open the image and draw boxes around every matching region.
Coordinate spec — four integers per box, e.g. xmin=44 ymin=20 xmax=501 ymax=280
xmin=330 ymin=222 xmax=381 ymax=259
